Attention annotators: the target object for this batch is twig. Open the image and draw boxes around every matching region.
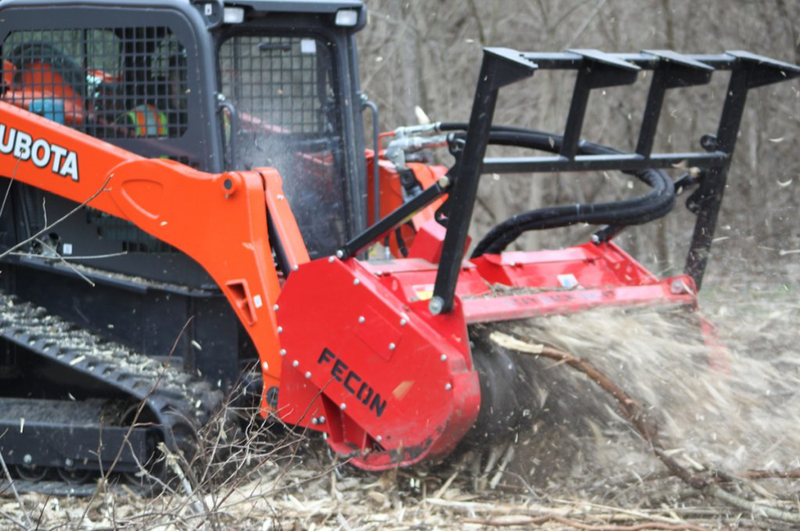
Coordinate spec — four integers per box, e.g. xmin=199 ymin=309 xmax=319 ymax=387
xmin=158 ymin=442 xmax=209 ymax=518
xmin=0 ymin=450 xmax=33 ymax=529
xmin=0 ymin=158 xmax=21 ymax=220
xmin=462 ymin=514 xmax=709 ymax=531
xmin=0 ymin=508 xmax=29 ymax=531
xmin=76 ymin=316 xmax=195 ymax=529
xmin=742 ymin=469 xmax=800 ymax=480
xmin=0 ymin=174 xmax=114 ymax=262
xmin=34 ymin=238 xmax=95 ymax=287
xmin=10 ymin=250 xmax=129 ymax=261
xmin=491 ymin=331 xmax=800 ymax=525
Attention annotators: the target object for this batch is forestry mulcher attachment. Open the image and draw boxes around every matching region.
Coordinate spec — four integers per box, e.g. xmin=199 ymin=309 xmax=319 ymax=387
xmin=0 ymin=0 xmax=797 ymax=487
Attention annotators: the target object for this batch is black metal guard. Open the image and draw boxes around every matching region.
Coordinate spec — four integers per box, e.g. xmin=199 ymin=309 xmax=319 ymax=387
xmin=336 ymin=178 xmax=450 ymax=259
xmin=337 ymin=47 xmax=799 ymax=315
xmin=426 ymin=48 xmax=799 ymax=314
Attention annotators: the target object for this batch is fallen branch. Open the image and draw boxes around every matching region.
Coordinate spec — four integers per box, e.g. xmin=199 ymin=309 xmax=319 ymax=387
xmin=741 ymin=469 xmax=800 ymax=480
xmin=490 ymin=331 xmax=800 ymax=526
xmin=462 ymin=514 xmax=709 ymax=530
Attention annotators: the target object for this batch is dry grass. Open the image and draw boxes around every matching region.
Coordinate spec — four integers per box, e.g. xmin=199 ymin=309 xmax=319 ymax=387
xmin=1 ymin=283 xmax=799 ymax=531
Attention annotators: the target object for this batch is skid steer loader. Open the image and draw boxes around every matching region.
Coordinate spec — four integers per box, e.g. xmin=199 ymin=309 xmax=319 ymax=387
xmin=0 ymin=0 xmax=797 ymax=490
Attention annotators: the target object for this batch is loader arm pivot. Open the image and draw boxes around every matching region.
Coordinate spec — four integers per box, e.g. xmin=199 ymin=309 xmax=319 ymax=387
xmin=0 ymin=101 xmax=291 ymax=401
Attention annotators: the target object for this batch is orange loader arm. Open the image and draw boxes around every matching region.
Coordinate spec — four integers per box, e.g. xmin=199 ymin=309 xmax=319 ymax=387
xmin=0 ymin=101 xmax=307 ymax=408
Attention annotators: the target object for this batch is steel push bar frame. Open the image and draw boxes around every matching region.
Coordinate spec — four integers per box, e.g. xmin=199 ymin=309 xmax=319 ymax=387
xmin=339 ymin=47 xmax=800 ymax=315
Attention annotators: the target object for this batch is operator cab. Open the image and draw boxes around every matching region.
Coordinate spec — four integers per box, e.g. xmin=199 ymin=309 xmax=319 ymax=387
xmin=214 ymin=1 xmax=369 ymax=258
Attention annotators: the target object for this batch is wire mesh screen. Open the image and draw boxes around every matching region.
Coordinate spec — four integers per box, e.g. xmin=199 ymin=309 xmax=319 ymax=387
xmin=1 ymin=27 xmax=193 ymax=254
xmin=219 ymin=36 xmax=333 ymax=134
xmin=1 ymin=27 xmax=188 ymax=139
xmin=218 ymin=35 xmax=350 ymax=259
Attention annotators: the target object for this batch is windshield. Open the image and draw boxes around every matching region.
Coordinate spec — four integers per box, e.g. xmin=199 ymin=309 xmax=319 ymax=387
xmin=218 ymin=34 xmax=349 ymax=260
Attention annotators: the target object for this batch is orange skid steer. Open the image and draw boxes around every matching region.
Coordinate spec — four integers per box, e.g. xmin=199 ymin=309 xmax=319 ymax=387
xmin=0 ymin=0 xmax=796 ymax=487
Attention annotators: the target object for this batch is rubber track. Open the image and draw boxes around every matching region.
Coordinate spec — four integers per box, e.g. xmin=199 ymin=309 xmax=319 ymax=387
xmin=0 ymin=294 xmax=225 ymax=494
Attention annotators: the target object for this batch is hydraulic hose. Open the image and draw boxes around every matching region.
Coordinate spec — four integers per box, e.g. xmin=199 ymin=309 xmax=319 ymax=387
xmin=437 ymin=123 xmax=675 ymax=257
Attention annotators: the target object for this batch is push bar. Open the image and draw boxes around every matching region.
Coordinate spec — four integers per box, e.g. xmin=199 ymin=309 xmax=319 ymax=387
xmin=429 ymin=48 xmax=800 ymax=314
xmin=338 ymin=47 xmax=799 ymax=315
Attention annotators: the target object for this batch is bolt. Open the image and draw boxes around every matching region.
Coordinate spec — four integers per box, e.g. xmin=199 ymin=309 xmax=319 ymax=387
xmin=23 ymin=454 xmax=32 ymax=465
xmin=591 ymin=234 xmax=601 ymax=245
xmin=277 ymin=326 xmax=283 ymax=334
xmin=376 ymin=435 xmax=383 ymax=442
xmin=353 ymin=279 xmax=360 ymax=286
xmin=277 ymin=194 xmax=284 ymax=200
xmin=273 ymin=304 xmax=279 ymax=311
xmin=340 ymin=403 xmax=347 ymax=410
xmin=389 ymin=343 xmax=396 ymax=351
xmin=429 ymin=296 xmax=444 ymax=315
xmin=292 ymin=360 xmax=299 ymax=368
xmin=311 ymin=417 xmax=319 ymax=425
xmin=440 ymin=354 xmax=447 ymax=362
xmin=670 ymin=279 xmax=686 ymax=295
xmin=262 ymin=361 xmax=269 ymax=371
xmin=358 ymin=316 xmax=366 ymax=323
xmin=328 ymin=256 xmax=335 ymax=263
xmin=318 ymin=416 xmax=326 ymax=424
xmin=445 ymin=383 xmax=452 ymax=391
xmin=509 ymin=261 xmax=516 ymax=267
xmin=64 ymin=458 xmax=74 ymax=468
xmin=292 ymin=265 xmax=299 ymax=272
xmin=279 ymin=349 xmax=287 ymax=356
xmin=305 ymin=371 xmax=312 ymax=379
xmin=399 ymin=318 xmax=407 ymax=326
xmin=336 ymin=250 xmax=345 ymax=259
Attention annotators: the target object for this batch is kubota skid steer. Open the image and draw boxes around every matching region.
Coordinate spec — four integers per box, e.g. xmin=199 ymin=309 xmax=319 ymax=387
xmin=0 ymin=0 xmax=797 ymax=490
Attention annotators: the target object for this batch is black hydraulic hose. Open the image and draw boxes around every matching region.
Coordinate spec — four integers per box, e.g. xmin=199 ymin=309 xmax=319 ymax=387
xmin=437 ymin=123 xmax=675 ymax=257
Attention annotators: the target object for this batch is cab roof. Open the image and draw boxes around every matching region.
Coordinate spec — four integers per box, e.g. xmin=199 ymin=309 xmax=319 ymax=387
xmin=224 ymin=0 xmax=364 ymax=14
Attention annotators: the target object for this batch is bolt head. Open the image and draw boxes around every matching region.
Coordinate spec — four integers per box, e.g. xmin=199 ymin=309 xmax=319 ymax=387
xmin=353 ymin=278 xmax=360 ymax=286
xmin=340 ymin=403 xmax=347 ymax=410
xmin=445 ymin=383 xmax=452 ymax=391
xmin=388 ymin=343 xmax=396 ymax=351
xmin=273 ymin=304 xmax=279 ymax=311
xmin=429 ymin=296 xmax=444 ymax=315
xmin=311 ymin=417 xmax=319 ymax=425
xmin=670 ymin=279 xmax=686 ymax=295
xmin=23 ymin=454 xmax=32 ymax=465
xmin=262 ymin=361 xmax=269 ymax=371
xmin=277 ymin=326 xmax=283 ymax=334
xmin=279 ymin=349 xmax=287 ymax=356
xmin=358 ymin=316 xmax=366 ymax=323
xmin=399 ymin=318 xmax=407 ymax=326
xmin=64 ymin=458 xmax=74 ymax=468
xmin=292 ymin=360 xmax=299 ymax=368
xmin=305 ymin=371 xmax=312 ymax=379
xmin=336 ymin=250 xmax=344 ymax=259
xmin=376 ymin=435 xmax=383 ymax=442
xmin=328 ymin=256 xmax=335 ymax=263
xmin=292 ymin=265 xmax=299 ymax=271
xmin=318 ymin=416 xmax=326 ymax=423
xmin=440 ymin=354 xmax=447 ymax=362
